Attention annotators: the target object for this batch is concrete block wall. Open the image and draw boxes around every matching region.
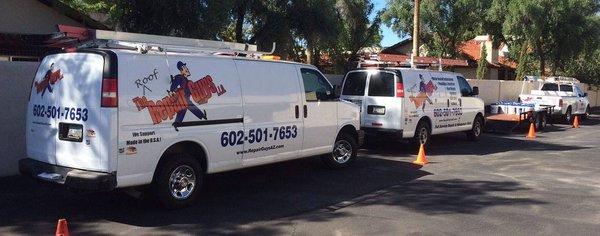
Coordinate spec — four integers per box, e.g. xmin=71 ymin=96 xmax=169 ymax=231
xmin=0 ymin=61 xmax=40 ymax=177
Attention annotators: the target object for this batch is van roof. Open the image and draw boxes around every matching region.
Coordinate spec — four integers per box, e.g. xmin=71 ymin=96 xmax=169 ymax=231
xmin=348 ymin=67 xmax=462 ymax=75
xmin=106 ymin=48 xmax=314 ymax=68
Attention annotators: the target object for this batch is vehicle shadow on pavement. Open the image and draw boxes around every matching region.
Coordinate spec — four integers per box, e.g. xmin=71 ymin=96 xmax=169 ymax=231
xmin=348 ymin=178 xmax=546 ymax=215
xmin=361 ymin=131 xmax=589 ymax=157
xmin=0 ymin=156 xmax=428 ymax=235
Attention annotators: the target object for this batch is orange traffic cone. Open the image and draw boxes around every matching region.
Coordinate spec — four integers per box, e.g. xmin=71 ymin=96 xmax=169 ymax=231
xmin=526 ymin=123 xmax=536 ymax=139
xmin=55 ymin=219 xmax=69 ymax=236
xmin=413 ymin=144 xmax=429 ymax=165
xmin=572 ymin=115 xmax=580 ymax=128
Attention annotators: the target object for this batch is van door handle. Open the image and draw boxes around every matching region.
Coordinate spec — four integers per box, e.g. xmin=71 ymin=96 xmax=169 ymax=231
xmin=447 ymin=99 xmax=450 ymax=107
xmin=303 ymin=105 xmax=308 ymax=118
xmin=295 ymin=105 xmax=299 ymax=119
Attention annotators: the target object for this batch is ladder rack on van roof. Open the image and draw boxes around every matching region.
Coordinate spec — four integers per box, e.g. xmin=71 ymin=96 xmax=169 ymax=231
xmin=357 ymin=53 xmax=469 ymax=70
xmin=52 ymin=25 xmax=276 ymax=57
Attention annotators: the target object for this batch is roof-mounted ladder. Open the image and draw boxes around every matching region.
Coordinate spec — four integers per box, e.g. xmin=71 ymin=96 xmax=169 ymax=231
xmin=53 ymin=25 xmax=276 ymax=56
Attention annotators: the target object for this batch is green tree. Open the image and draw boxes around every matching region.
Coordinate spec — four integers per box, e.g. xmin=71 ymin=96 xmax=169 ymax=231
xmin=327 ymin=0 xmax=382 ymax=73
xmin=290 ymin=0 xmax=342 ymax=68
xmin=503 ymin=0 xmax=599 ymax=77
xmin=476 ymin=44 xmax=488 ymax=80
xmin=381 ymin=0 xmax=483 ymax=58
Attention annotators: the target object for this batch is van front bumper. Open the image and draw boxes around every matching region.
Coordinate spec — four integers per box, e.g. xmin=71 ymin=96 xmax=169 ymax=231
xmin=19 ymin=158 xmax=116 ymax=191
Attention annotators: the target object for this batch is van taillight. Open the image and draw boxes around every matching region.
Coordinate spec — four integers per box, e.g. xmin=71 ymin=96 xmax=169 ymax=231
xmin=396 ymin=83 xmax=405 ymax=98
xmin=101 ymin=77 xmax=118 ymax=107
xmin=559 ymin=99 xmax=563 ymax=107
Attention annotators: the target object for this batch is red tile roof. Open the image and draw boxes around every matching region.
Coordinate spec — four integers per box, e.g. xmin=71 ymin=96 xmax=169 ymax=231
xmin=458 ymin=40 xmax=516 ymax=69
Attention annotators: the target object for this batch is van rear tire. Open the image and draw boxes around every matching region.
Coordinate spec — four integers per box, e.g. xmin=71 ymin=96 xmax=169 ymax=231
xmin=412 ymin=121 xmax=431 ymax=147
xmin=153 ymin=153 xmax=203 ymax=209
xmin=322 ymin=132 xmax=357 ymax=169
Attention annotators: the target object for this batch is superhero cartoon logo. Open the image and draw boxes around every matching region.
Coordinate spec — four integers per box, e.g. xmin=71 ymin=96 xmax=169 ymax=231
xmin=408 ymin=74 xmax=438 ymax=111
xmin=132 ymin=61 xmax=227 ymax=131
xmin=34 ymin=63 xmax=64 ymax=97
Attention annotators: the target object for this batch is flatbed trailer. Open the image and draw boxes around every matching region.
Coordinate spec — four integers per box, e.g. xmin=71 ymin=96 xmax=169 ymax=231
xmin=485 ymin=103 xmax=555 ymax=133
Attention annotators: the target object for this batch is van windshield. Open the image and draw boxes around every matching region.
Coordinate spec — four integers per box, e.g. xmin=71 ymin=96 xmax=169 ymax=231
xmin=342 ymin=72 xmax=367 ymax=96
xmin=368 ymin=72 xmax=395 ymax=97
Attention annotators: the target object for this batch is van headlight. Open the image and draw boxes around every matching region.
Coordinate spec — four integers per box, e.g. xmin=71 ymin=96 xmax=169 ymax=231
xmin=367 ymin=105 xmax=386 ymax=115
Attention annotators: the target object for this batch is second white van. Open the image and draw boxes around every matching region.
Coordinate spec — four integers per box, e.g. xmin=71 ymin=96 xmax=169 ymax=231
xmin=340 ymin=68 xmax=484 ymax=146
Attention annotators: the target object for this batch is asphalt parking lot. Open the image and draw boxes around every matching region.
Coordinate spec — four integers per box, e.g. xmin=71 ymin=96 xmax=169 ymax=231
xmin=1 ymin=114 xmax=599 ymax=235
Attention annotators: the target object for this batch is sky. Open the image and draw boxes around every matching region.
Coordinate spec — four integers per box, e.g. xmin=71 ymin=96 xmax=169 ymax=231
xmin=371 ymin=0 xmax=403 ymax=47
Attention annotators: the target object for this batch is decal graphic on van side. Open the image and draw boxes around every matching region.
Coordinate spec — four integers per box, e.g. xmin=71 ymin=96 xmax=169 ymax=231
xmin=34 ymin=63 xmax=64 ymax=97
xmin=131 ymin=61 xmax=227 ymax=130
xmin=407 ymin=74 xmax=437 ymax=111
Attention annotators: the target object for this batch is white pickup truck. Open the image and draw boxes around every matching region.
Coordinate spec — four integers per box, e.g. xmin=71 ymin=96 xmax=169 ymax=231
xmin=519 ymin=79 xmax=590 ymax=122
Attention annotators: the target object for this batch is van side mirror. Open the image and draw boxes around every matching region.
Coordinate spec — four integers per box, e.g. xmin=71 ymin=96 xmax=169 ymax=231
xmin=471 ymin=86 xmax=479 ymax=96
xmin=333 ymin=85 xmax=342 ymax=98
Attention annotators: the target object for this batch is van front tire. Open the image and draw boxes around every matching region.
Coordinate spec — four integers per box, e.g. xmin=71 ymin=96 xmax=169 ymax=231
xmin=322 ymin=132 xmax=357 ymax=169
xmin=466 ymin=116 xmax=484 ymax=141
xmin=153 ymin=154 xmax=203 ymax=209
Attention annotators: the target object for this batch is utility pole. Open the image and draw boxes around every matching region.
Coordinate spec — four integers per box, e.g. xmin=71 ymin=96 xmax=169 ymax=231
xmin=411 ymin=0 xmax=420 ymax=68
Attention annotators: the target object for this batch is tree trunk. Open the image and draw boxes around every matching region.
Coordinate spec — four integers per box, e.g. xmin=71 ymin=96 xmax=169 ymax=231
xmin=235 ymin=1 xmax=248 ymax=43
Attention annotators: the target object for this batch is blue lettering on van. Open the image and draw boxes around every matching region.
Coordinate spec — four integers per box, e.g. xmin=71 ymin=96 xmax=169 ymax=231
xmin=32 ymin=104 xmax=88 ymax=121
xmin=220 ymin=125 xmax=298 ymax=147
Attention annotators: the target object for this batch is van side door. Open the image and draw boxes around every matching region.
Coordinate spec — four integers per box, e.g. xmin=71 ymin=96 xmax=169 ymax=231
xmin=297 ymin=67 xmax=338 ymax=156
xmin=235 ymin=60 xmax=303 ymax=166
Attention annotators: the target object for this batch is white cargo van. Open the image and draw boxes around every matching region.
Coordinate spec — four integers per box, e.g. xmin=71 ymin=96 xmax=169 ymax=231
xmin=20 ymin=29 xmax=362 ymax=208
xmin=340 ymin=68 xmax=484 ymax=146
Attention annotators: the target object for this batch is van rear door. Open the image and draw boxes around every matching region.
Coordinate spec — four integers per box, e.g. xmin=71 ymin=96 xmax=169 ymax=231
xmin=27 ymin=52 xmax=113 ymax=172
xmin=362 ymin=70 xmax=402 ymax=130
xmin=340 ymin=71 xmax=368 ymax=122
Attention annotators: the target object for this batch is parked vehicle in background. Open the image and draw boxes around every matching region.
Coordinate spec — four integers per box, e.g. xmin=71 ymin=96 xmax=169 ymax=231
xmin=340 ymin=68 xmax=485 ymax=147
xmin=519 ymin=77 xmax=590 ymax=122
xmin=19 ymin=28 xmax=362 ymax=209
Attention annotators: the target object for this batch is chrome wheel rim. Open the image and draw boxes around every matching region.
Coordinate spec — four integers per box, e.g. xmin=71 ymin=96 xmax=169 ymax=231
xmin=419 ymin=127 xmax=429 ymax=144
xmin=333 ymin=140 xmax=352 ymax=164
xmin=169 ymin=165 xmax=196 ymax=200
xmin=473 ymin=121 xmax=482 ymax=137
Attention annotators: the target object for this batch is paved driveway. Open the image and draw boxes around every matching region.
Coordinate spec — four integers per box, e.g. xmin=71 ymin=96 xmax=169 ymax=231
xmin=1 ymin=115 xmax=599 ymax=235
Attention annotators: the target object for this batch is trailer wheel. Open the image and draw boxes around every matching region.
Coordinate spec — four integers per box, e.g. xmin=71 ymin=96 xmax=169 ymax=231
xmin=536 ymin=113 xmax=547 ymax=131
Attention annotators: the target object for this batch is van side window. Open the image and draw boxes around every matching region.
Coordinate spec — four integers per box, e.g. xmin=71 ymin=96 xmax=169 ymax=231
xmin=368 ymin=72 xmax=395 ymax=97
xmin=301 ymin=68 xmax=335 ymax=101
xmin=342 ymin=72 xmax=367 ymax=96
xmin=457 ymin=76 xmax=472 ymax=96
